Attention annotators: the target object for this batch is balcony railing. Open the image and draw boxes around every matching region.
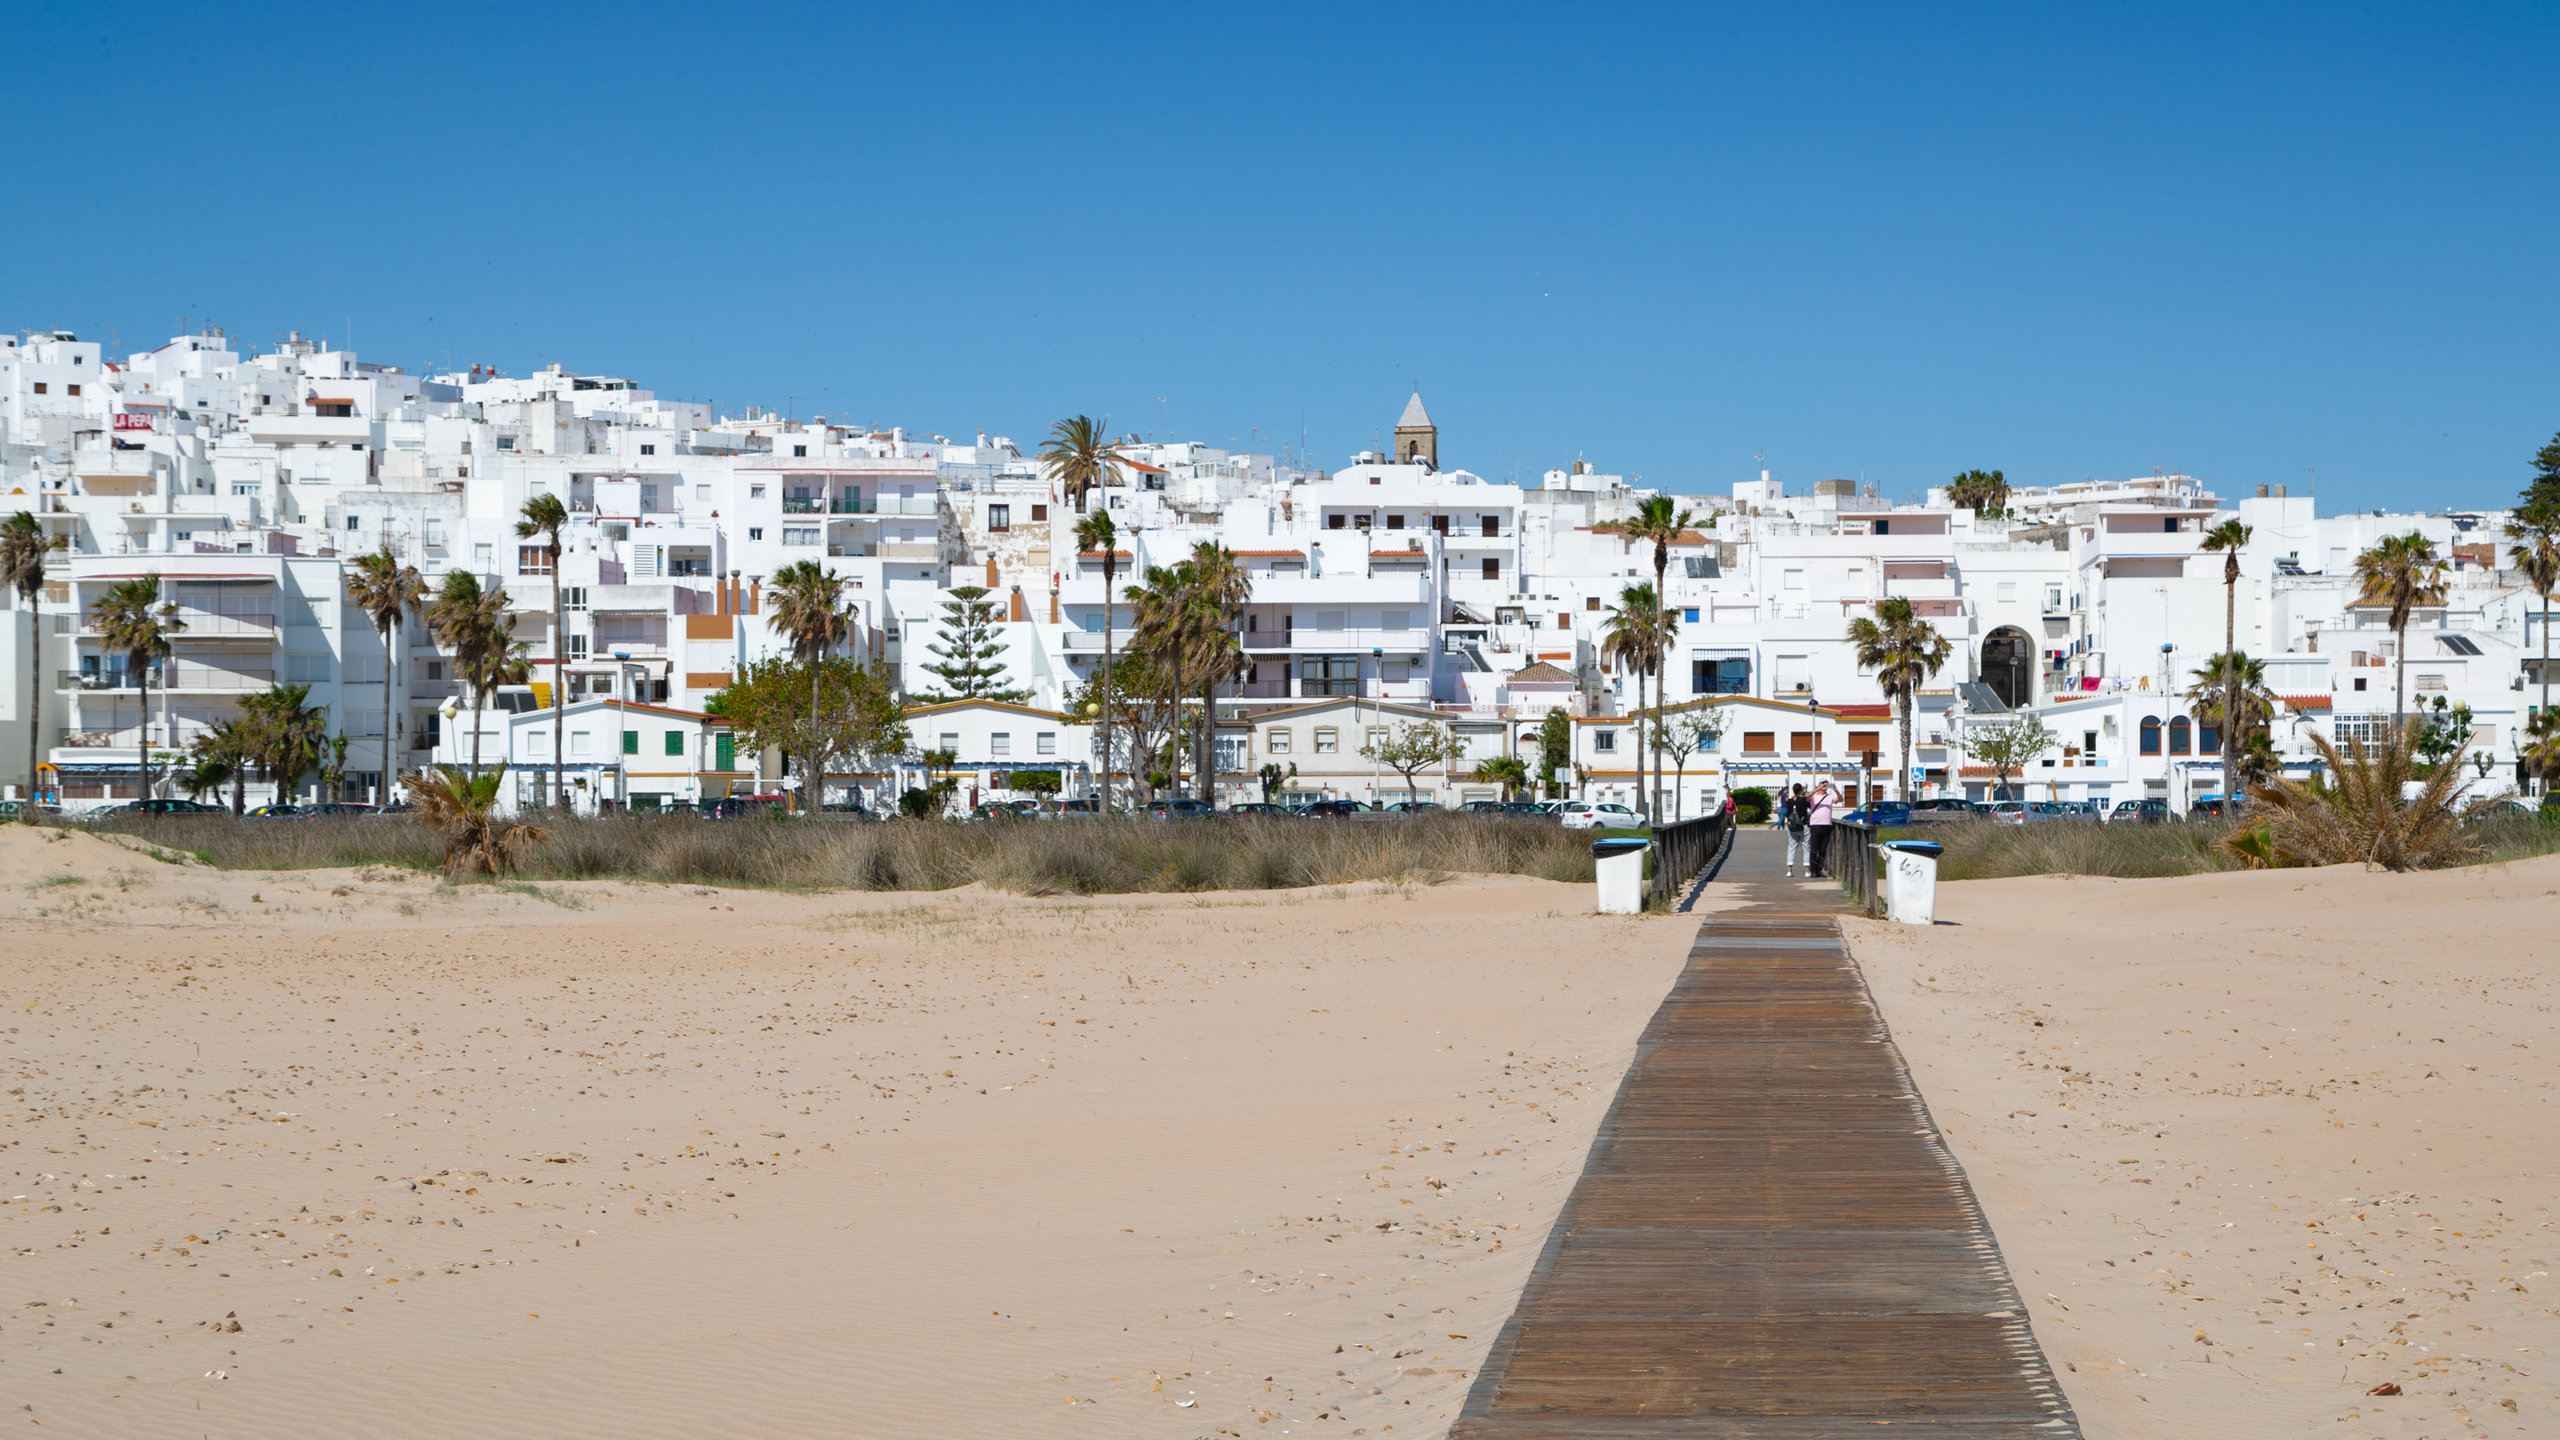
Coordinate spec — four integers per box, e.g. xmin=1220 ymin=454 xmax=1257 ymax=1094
xmin=782 ymin=497 xmax=820 ymax=514
xmin=830 ymin=497 xmax=875 ymax=514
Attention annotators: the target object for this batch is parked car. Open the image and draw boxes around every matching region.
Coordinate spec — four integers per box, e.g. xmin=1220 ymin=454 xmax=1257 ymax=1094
xmin=1981 ymin=800 xmax=2035 ymax=825
xmin=0 ymin=800 xmax=63 ymax=820
xmin=100 ymin=797 xmax=225 ymax=818
xmin=1052 ymin=797 xmax=1102 ymax=816
xmin=1837 ymin=800 xmax=1912 ymax=827
xmin=2031 ymin=800 xmax=2095 ymax=819
xmin=700 ymin=795 xmax=790 ymax=820
xmin=2108 ymin=798 xmax=2173 ymax=824
xmin=814 ymin=801 xmax=878 ymax=821
xmin=1226 ymin=802 xmax=1292 ymax=816
xmin=1455 ymin=800 xmax=1511 ymax=814
xmin=1140 ymin=798 xmax=1214 ymax=820
xmin=2187 ymin=795 xmax=2236 ymax=819
xmin=1559 ymin=800 xmax=1646 ymax=831
xmin=1297 ymin=799 xmax=1370 ymax=818
xmin=243 ymin=803 xmax=310 ymax=820
xmin=1380 ymin=800 xmax=1441 ymax=813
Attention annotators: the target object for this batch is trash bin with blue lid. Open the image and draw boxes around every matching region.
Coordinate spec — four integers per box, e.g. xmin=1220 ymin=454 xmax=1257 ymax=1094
xmin=1880 ymin=840 xmax=1942 ymax=926
xmin=1592 ymin=836 xmax=1650 ymax=914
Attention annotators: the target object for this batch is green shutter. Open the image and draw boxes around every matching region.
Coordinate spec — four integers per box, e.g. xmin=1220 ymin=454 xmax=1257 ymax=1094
xmin=715 ymin=734 xmax=735 ymax=771
xmin=621 ymin=730 xmax=639 ymax=755
xmin=665 ymin=730 xmax=684 ymax=756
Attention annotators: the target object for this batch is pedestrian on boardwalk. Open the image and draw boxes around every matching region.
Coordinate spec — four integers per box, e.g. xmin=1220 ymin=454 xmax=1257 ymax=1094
xmin=1782 ymin=783 xmax=1813 ymax=877
xmin=1807 ymin=780 xmax=1837 ymax=878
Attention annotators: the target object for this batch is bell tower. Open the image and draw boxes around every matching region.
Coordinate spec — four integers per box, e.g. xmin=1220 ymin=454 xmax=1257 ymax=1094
xmin=1393 ymin=392 xmax=1437 ymax=470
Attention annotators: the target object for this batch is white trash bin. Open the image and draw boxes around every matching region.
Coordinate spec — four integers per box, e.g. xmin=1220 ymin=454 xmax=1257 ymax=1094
xmin=1881 ymin=841 xmax=1940 ymax=926
xmin=1593 ymin=837 xmax=1649 ymax=915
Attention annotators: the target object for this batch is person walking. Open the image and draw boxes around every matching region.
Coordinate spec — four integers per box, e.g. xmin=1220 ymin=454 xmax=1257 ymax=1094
xmin=1807 ymin=780 xmax=1838 ymax=878
xmin=1781 ymin=783 xmax=1813 ymax=877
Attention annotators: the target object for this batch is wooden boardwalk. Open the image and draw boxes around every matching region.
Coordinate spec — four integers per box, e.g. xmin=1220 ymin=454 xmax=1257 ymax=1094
xmin=1452 ymin=831 xmax=2080 ymax=1438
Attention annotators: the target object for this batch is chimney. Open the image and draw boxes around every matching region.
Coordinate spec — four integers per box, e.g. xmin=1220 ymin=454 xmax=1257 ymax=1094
xmin=2256 ymin=484 xmax=2268 ymax=498
xmin=1010 ymin=586 xmax=1028 ymax=622
xmin=985 ymin=557 xmax=999 ymax=587
xmin=2275 ymin=484 xmax=2287 ymax=498
xmin=747 ymin=578 xmax=761 ymax=615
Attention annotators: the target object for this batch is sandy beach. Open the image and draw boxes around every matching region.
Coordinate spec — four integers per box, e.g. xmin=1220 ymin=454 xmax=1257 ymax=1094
xmin=1852 ymin=854 xmax=2560 ymax=1439
xmin=0 ymin=824 xmax=1697 ymax=1438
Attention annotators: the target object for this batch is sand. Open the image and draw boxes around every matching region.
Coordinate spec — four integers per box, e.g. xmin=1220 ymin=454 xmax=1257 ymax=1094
xmin=1850 ymin=854 xmax=2560 ymax=1439
xmin=0 ymin=823 xmax=1697 ymax=1438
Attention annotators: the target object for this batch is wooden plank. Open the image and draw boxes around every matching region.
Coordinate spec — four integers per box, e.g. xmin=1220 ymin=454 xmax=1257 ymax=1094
xmin=1453 ymin=833 xmax=2080 ymax=1439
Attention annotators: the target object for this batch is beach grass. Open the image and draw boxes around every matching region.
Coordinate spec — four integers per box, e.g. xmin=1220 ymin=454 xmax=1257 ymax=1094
xmin=1910 ymin=808 xmax=2560 ymax=881
xmin=81 ymin=811 xmax=1599 ymax=894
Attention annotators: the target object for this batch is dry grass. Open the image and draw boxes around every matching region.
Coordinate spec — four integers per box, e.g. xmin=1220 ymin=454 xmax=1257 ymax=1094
xmin=1916 ymin=806 xmax=2560 ymax=881
xmin=80 ymin=812 xmax=1598 ymax=894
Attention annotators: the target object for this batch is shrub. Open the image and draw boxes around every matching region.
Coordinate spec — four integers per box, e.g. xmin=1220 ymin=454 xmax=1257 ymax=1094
xmin=1731 ymin=786 xmax=1773 ymax=825
xmin=2249 ymin=729 xmax=2491 ymax=871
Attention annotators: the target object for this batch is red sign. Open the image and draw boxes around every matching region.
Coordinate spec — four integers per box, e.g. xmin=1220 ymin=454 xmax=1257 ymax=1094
xmin=112 ymin=412 xmax=154 ymax=431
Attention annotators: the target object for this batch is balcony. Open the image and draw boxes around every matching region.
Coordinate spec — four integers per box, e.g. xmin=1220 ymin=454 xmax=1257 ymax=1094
xmin=1249 ymin=627 xmax=1431 ymax=653
xmin=782 ymin=497 xmax=820 ymax=514
xmin=829 ymin=497 xmax=877 ymax=514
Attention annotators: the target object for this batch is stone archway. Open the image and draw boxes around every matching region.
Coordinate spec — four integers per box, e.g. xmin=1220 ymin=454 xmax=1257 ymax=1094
xmin=1980 ymin=626 xmax=2034 ymax=710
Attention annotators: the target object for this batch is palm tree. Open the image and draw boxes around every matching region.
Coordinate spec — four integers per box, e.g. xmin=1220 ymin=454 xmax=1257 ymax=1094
xmin=347 ymin=545 xmax=427 ymax=805
xmin=240 ymin=682 xmax=330 ymax=806
xmin=1473 ymin=754 xmax=1528 ymax=801
xmin=408 ymin=764 xmax=548 ymax=877
xmin=2351 ymin=533 xmax=2449 ymax=734
xmin=516 ymin=493 xmax=572 ymax=809
xmin=2521 ymin=709 xmax=2560 ymax=798
xmin=1600 ymin=582 xmax=1664 ymax=821
xmin=3 ymin=512 xmax=65 ymax=819
xmin=1073 ymin=508 xmax=1120 ymax=812
xmin=1039 ymin=414 xmax=1126 ymax=512
xmin=90 ymin=575 xmax=185 ymax=804
xmin=193 ymin=717 xmax=257 ymax=815
xmin=2505 ymin=505 xmax=2560 ymax=741
xmin=1126 ymin=562 xmax=1203 ymax=798
xmin=2188 ymin=650 xmax=2275 ymax=776
xmin=1846 ymin=596 xmax=1954 ymax=802
xmin=766 ymin=559 xmax=850 ymax=810
xmin=425 ymin=570 xmax=522 ymax=777
xmin=1946 ymin=470 xmax=2010 ymax=516
xmin=2199 ymin=518 xmax=2253 ymax=808
xmin=1187 ymin=541 xmax=1251 ymax=805
xmin=1623 ymin=496 xmax=1694 ymax=823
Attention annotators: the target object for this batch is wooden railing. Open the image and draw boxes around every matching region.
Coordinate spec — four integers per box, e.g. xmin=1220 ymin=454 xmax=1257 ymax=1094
xmin=1832 ymin=819 xmax=1881 ymax=917
xmin=1649 ymin=811 xmax=1731 ymax=907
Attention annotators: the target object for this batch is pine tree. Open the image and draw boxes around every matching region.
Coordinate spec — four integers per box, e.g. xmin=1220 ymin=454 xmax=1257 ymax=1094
xmin=920 ymin=585 xmax=1030 ymax=703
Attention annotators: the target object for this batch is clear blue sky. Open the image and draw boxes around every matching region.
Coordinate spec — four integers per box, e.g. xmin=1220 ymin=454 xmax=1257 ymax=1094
xmin=11 ymin=2 xmax=2557 ymax=512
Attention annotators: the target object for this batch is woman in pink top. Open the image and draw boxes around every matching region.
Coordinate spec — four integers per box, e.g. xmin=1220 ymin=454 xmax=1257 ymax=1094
xmin=1807 ymin=781 xmax=1838 ymax=878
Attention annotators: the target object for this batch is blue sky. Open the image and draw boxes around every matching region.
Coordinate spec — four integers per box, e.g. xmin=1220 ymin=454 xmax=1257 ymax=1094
xmin=10 ymin=2 xmax=2558 ymax=512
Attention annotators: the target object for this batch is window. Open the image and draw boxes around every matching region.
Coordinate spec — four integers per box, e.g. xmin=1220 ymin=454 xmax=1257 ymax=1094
xmin=1557 ymin=613 xmax=1572 ymax=628
xmin=1480 ymin=515 xmax=1499 ymax=537
xmin=1266 ymin=728 xmax=1291 ymax=754
xmin=1328 ymin=513 xmax=1346 ymax=529
xmin=1847 ymin=730 xmax=1881 ymax=755
xmin=986 ymin=504 xmax=1010 ymax=531
xmin=1030 ymin=505 xmax=1046 ymax=521
xmin=665 ymin=730 xmax=685 ymax=756
xmin=2083 ymin=730 xmax=2099 ymax=754
xmin=1742 ymin=731 xmax=1777 ymax=753
xmin=455 ymin=465 xmax=468 ymax=478
xmin=2414 ymin=672 xmax=2447 ymax=692
xmin=568 ymin=634 xmax=590 ymax=660
xmin=474 ymin=542 xmax=493 ymax=568
xmin=2168 ymin=717 xmax=2192 ymax=754
xmin=2139 ymin=717 xmax=2162 ymax=755
xmin=1782 ymin=568 xmax=1805 ymax=591
xmin=2198 ymin=722 xmax=2221 ymax=752
xmin=750 ymin=485 xmax=766 ymax=499
xmin=640 ymin=444 xmax=655 ymax=456
xmin=495 ymin=436 xmax=515 ymax=451
xmin=527 ymin=731 xmax=551 ymax=759
xmin=622 ymin=730 xmax=640 ymax=755
xmin=1997 ymin=582 xmax=2018 ymax=603
xmin=570 ymin=732 xmax=592 ymax=758
xmin=748 ymin=527 xmax=765 ymax=541
xmin=1432 ymin=515 xmax=1449 ymax=534
xmin=1789 ymin=731 xmax=1821 ymax=753
xmin=1593 ymin=729 xmax=1618 ymax=753
xmin=1872 ymin=518 xmax=1890 ymax=536
xmin=285 ymin=652 xmax=332 ymax=683
xmin=1386 ymin=514 xmax=1404 ymax=530
xmin=1314 ymin=727 xmax=1339 ymax=754
xmin=346 ymin=515 xmax=362 ymax=531
xmin=781 ymin=527 xmax=819 ymax=546
xmin=1586 ymin=596 xmax=1601 ymax=611
xmin=793 ymin=445 xmax=807 ymax=457
xmin=1214 ymin=734 xmax=1250 ymax=772
xmin=2046 ymin=586 xmax=2065 ymax=611
xmin=2352 ymin=676 xmax=2367 ymax=691
xmin=518 ymin=545 xmax=554 ymax=575
xmin=1379 ymin=609 xmax=1408 ymax=631
xmin=2334 ymin=715 xmax=2387 ymax=746
xmin=1380 ymin=659 xmax=1410 ymax=684
xmin=1353 ymin=514 xmax=1372 ymax=531
xmin=990 ymin=732 xmax=1011 ymax=756
xmin=936 ymin=733 xmax=959 ymax=753
xmin=715 ymin=734 xmax=737 ymax=770
xmin=1036 ymin=731 xmax=1056 ymax=756
xmin=1315 ymin=610 xmax=1345 ymax=631
xmin=29 ymin=383 xmax=42 ymax=394
xmin=66 ymin=384 xmax=80 ymax=397
xmin=2163 ymin=517 xmax=2180 ymax=533
xmin=1481 ymin=557 xmax=1499 ymax=581
xmin=563 ymin=587 xmax=589 ymax=611
xmin=1300 ymin=654 xmax=1361 ymax=696
xmin=1682 ymin=608 xmax=1699 ymax=623
xmin=1364 ymin=727 xmax=1387 ymax=751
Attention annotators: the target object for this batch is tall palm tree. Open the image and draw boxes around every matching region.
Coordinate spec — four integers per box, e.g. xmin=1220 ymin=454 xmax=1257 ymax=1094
xmin=1601 ymin=582 xmax=1663 ymax=821
xmin=516 ymin=493 xmax=572 ymax=809
xmin=1846 ymin=596 xmax=1953 ymax=802
xmin=193 ymin=716 xmax=257 ymax=815
xmin=1623 ymin=496 xmax=1694 ymax=823
xmin=425 ymin=570 xmax=521 ymax=777
xmin=2199 ymin=518 xmax=2253 ymax=808
xmin=2188 ymin=650 xmax=2275 ymax=775
xmin=1187 ymin=541 xmax=1251 ymax=806
xmin=1073 ymin=508 xmax=1120 ymax=812
xmin=3 ymin=512 xmax=65 ymax=819
xmin=2505 ymin=504 xmax=2560 ymax=738
xmin=237 ymin=682 xmax=330 ymax=806
xmin=2352 ymin=532 xmax=2449 ymax=734
xmin=1039 ymin=414 xmax=1125 ymax=512
xmin=766 ymin=559 xmax=850 ymax=810
xmin=1126 ymin=562 xmax=1202 ymax=799
xmin=90 ymin=575 xmax=185 ymax=803
xmin=347 ymin=544 xmax=427 ymax=805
